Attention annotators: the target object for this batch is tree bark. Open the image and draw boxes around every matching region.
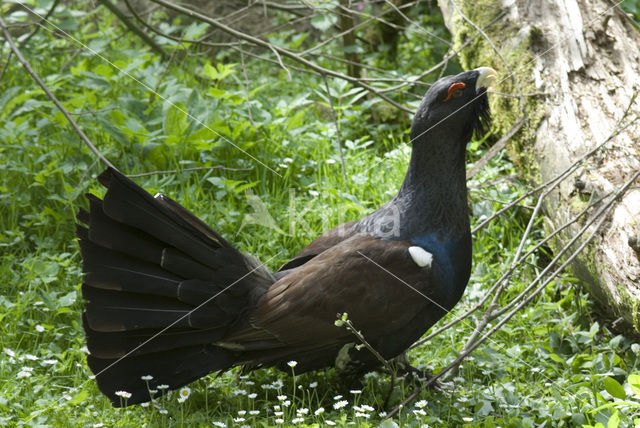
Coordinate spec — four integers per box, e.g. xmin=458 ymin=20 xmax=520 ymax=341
xmin=440 ymin=0 xmax=640 ymax=333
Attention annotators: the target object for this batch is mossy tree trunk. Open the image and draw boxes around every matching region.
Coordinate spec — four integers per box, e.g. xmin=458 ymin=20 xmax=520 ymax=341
xmin=439 ymin=0 xmax=640 ymax=333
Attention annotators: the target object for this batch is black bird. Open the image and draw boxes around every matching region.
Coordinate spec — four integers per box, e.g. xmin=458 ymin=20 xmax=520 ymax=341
xmin=77 ymin=67 xmax=496 ymax=406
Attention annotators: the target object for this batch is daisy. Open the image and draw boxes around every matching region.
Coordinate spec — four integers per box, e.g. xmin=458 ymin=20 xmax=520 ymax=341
xmin=178 ymin=387 xmax=191 ymax=401
xmin=333 ymin=400 xmax=348 ymax=409
xmin=115 ymin=391 xmax=132 ymax=399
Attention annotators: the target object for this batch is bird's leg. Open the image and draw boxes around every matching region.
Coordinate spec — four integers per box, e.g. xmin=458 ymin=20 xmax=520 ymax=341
xmin=390 ymin=353 xmax=452 ymax=391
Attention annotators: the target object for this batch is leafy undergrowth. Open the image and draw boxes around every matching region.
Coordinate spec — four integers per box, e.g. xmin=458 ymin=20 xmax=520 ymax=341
xmin=1 ymin=1 xmax=640 ymax=427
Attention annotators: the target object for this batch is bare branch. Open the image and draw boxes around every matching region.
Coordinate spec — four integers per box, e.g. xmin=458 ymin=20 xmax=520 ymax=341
xmin=18 ymin=0 xmax=60 ymax=49
xmin=148 ymin=0 xmax=413 ymax=112
xmin=96 ymin=0 xmax=167 ymax=58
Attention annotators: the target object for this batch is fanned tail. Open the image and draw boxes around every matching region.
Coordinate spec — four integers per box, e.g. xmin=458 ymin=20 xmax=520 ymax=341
xmin=77 ymin=168 xmax=274 ymax=406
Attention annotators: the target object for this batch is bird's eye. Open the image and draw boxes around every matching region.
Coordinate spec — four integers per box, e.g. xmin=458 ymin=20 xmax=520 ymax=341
xmin=443 ymin=82 xmax=466 ymax=102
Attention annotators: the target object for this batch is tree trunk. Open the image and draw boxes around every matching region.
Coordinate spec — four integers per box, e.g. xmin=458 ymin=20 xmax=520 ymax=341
xmin=440 ymin=0 xmax=640 ymax=333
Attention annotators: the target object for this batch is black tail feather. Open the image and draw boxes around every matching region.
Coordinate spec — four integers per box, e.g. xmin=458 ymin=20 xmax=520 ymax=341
xmin=87 ymin=345 xmax=236 ymax=407
xmin=82 ymin=314 xmax=228 ymax=358
xmin=78 ymin=168 xmax=275 ymax=406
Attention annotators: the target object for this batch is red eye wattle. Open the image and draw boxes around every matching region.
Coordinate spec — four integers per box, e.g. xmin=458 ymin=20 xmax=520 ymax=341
xmin=444 ymin=82 xmax=466 ymax=102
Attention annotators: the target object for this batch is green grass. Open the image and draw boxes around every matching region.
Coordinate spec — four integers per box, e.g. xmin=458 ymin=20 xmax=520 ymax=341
xmin=1 ymin=1 xmax=640 ymax=427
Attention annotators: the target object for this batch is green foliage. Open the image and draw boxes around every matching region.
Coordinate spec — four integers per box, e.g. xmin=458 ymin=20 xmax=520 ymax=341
xmin=1 ymin=1 xmax=639 ymax=427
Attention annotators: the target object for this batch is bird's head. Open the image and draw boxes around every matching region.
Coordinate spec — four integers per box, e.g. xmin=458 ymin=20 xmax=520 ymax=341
xmin=410 ymin=67 xmax=496 ymax=145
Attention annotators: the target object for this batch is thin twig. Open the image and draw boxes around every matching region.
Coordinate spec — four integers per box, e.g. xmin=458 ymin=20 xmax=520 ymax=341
xmin=147 ymin=0 xmax=413 ymax=112
xmin=97 ymin=0 xmax=167 ymax=58
xmin=149 ymin=48 xmax=177 ymax=105
xmin=466 ymin=116 xmax=525 ymax=179
xmin=0 ymin=51 xmax=13 ymax=82
xmin=18 ymin=0 xmax=60 ymax=48
xmin=322 ymin=74 xmax=348 ymax=182
xmin=268 ymin=43 xmax=292 ymax=80
xmin=126 ymin=165 xmax=252 ymax=178
xmin=239 ymin=48 xmax=261 ymax=138
xmin=377 ymin=10 xmax=507 ymax=94
xmin=68 ymin=106 xmax=118 ymax=115
xmin=0 ymin=15 xmax=117 ymax=170
xmin=123 ymin=0 xmax=240 ymax=49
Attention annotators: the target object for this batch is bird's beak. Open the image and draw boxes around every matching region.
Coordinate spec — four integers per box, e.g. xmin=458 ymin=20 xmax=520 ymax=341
xmin=475 ymin=67 xmax=497 ymax=91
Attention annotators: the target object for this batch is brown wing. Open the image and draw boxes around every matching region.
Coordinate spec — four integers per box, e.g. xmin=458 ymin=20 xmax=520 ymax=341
xmin=277 ymin=220 xmax=358 ymax=271
xmin=223 ymin=234 xmax=437 ymax=356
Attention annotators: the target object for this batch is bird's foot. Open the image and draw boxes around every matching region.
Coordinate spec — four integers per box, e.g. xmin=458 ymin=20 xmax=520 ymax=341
xmin=389 ymin=354 xmax=453 ymax=391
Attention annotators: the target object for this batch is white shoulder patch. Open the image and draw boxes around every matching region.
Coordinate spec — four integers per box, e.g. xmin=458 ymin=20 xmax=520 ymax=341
xmin=408 ymin=246 xmax=433 ymax=268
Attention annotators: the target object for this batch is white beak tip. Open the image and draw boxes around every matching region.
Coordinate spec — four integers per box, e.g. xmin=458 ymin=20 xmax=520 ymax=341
xmin=475 ymin=66 xmax=498 ymax=90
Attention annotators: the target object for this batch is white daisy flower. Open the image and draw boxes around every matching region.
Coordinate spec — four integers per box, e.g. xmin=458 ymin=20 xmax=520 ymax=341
xmin=287 ymin=360 xmax=297 ymax=368
xmin=178 ymin=387 xmax=191 ymax=400
xmin=314 ymin=407 xmax=325 ymax=415
xmin=115 ymin=391 xmax=132 ymax=399
xmin=333 ymin=400 xmax=348 ymax=409
xmin=141 ymin=375 xmax=153 ymax=381
xmin=415 ymin=400 xmax=427 ymax=408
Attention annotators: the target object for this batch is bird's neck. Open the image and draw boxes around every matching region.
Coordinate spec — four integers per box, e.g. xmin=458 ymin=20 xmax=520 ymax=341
xmin=395 ymin=140 xmax=469 ymax=239
xmin=357 ymin=137 xmax=469 ymax=241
